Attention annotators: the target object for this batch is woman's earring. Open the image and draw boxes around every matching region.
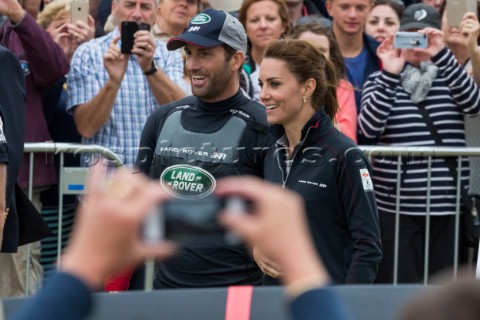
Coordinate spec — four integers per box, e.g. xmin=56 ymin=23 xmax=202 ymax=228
xmin=303 ymin=96 xmax=307 ymax=104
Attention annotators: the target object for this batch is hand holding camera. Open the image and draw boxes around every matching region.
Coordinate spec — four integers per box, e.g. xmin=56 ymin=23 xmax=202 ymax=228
xmin=377 ymin=35 xmax=406 ymax=75
xmin=120 ymin=21 xmax=155 ymax=71
xmin=143 ymin=194 xmax=248 ymax=246
xmin=393 ymin=32 xmax=428 ymax=49
xmin=416 ymin=27 xmax=445 ymax=58
xmin=460 ymin=12 xmax=480 ymax=51
xmin=120 ymin=21 xmax=151 ymax=54
xmin=393 ymin=28 xmax=445 ymax=56
xmin=380 ymin=28 xmax=446 ymax=74
xmin=67 ymin=16 xmax=95 ymax=45
xmin=103 ymin=21 xmax=152 ymax=83
xmin=216 ymin=177 xmax=328 ymax=288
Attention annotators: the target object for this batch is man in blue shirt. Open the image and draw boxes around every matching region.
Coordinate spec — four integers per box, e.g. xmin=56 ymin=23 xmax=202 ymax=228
xmin=326 ymin=0 xmax=380 ymax=114
xmin=67 ymin=0 xmax=185 ymax=167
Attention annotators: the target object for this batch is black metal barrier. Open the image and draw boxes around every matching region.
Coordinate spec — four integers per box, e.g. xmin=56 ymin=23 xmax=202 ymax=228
xmin=2 ymin=285 xmax=428 ymax=320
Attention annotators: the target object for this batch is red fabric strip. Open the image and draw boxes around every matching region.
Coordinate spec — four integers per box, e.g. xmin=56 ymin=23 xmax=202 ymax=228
xmin=103 ymin=267 xmax=134 ymax=292
xmin=225 ymin=286 xmax=254 ymax=320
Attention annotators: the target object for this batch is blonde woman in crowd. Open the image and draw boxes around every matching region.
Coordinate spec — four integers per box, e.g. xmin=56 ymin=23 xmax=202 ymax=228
xmin=38 ymin=0 xmax=95 ymax=62
xmin=238 ymin=0 xmax=291 ymax=100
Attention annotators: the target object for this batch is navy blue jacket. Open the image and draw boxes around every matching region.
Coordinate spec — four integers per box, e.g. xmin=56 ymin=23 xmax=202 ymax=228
xmin=0 ymin=46 xmax=25 ymax=252
xmin=290 ymin=287 xmax=351 ymax=320
xmin=10 ymin=272 xmax=92 ymax=320
xmin=264 ymin=109 xmax=382 ymax=284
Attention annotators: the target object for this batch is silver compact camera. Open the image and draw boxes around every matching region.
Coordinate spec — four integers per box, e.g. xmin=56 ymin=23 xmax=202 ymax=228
xmin=393 ymin=32 xmax=428 ymax=49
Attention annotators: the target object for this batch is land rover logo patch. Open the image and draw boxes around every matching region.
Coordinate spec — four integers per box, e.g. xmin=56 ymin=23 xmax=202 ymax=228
xmin=160 ymin=165 xmax=216 ymax=199
xmin=191 ymin=13 xmax=211 ymax=24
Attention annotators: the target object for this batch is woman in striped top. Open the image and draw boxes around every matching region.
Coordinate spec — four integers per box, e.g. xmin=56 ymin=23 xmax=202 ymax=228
xmin=358 ymin=4 xmax=480 ymax=283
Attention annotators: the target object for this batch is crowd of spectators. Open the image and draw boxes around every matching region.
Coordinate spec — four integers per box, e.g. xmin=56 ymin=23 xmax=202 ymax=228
xmin=1 ymin=0 xmax=480 ymax=314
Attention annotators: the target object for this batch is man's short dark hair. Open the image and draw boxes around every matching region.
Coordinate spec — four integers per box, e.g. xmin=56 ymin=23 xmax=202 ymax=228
xmin=222 ymin=44 xmax=237 ymax=61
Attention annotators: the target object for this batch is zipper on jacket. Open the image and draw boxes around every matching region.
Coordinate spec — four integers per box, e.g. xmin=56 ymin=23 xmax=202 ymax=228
xmin=277 ymin=126 xmax=314 ymax=188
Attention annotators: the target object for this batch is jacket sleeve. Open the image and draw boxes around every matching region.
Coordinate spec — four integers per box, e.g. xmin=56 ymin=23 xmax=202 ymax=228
xmin=335 ymin=80 xmax=357 ymax=143
xmin=11 ymin=14 xmax=69 ymax=88
xmin=432 ymin=47 xmax=480 ymax=116
xmin=289 ymin=288 xmax=351 ymax=320
xmin=10 ymin=272 xmax=92 ymax=320
xmin=339 ymin=148 xmax=382 ymax=283
xmin=357 ymin=71 xmax=400 ymax=139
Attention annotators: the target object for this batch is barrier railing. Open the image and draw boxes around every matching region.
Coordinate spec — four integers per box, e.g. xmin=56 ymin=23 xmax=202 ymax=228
xmin=22 ymin=143 xmax=124 ymax=296
xmin=360 ymin=146 xmax=480 ymax=284
xmin=2 ymin=284 xmax=428 ymax=320
xmin=16 ymin=144 xmax=480 ymax=295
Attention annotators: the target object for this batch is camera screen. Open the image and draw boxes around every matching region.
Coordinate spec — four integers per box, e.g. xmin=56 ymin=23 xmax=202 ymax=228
xmin=164 ymin=197 xmax=224 ymax=242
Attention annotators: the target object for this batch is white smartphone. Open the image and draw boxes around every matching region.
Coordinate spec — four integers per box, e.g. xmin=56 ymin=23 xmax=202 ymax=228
xmin=70 ymin=0 xmax=89 ymax=24
xmin=446 ymin=0 xmax=477 ymax=27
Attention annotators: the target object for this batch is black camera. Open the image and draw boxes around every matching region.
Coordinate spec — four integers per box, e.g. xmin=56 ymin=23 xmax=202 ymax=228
xmin=143 ymin=195 xmax=247 ymax=245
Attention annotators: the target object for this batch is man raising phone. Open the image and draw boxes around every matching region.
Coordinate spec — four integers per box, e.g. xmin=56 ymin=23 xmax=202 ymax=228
xmin=67 ymin=0 xmax=185 ymax=168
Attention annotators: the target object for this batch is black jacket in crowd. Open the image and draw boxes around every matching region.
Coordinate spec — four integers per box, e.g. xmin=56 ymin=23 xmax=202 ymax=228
xmin=264 ymin=108 xmax=382 ymax=284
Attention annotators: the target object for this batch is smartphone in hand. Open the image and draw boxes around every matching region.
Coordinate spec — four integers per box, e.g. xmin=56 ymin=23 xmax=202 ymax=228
xmin=121 ymin=21 xmax=151 ymax=54
xmin=446 ymin=0 xmax=477 ymax=27
xmin=70 ymin=0 xmax=89 ymax=24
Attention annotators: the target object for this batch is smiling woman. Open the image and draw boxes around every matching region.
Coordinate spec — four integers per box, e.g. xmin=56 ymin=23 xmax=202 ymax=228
xmin=291 ymin=23 xmax=358 ymax=142
xmin=257 ymin=38 xmax=382 ymax=285
xmin=237 ymin=0 xmax=291 ymax=100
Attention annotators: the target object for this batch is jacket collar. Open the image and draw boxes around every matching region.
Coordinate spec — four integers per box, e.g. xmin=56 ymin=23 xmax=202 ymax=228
xmin=195 ymin=90 xmax=247 ymax=113
xmin=270 ymin=108 xmax=334 ymax=145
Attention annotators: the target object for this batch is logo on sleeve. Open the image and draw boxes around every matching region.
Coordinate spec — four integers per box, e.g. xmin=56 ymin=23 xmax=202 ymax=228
xmin=160 ymin=164 xmax=216 ymax=199
xmin=19 ymin=60 xmax=30 ymax=76
xmin=360 ymin=169 xmax=374 ymax=191
xmin=0 ymin=117 xmax=6 ymax=143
